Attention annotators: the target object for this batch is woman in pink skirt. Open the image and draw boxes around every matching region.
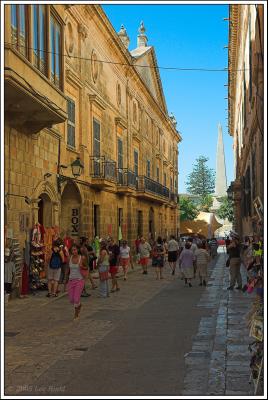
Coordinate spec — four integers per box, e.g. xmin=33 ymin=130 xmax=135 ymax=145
xmin=67 ymin=245 xmax=88 ymax=320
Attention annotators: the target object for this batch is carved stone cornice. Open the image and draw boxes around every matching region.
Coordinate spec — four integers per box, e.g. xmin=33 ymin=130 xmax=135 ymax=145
xmin=115 ymin=117 xmax=127 ymax=129
xmin=88 ymin=94 xmax=106 ymax=110
xmin=66 ymin=68 xmax=83 ymax=88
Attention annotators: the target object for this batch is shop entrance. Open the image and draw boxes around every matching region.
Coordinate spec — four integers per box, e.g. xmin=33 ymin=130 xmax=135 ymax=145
xmin=93 ymin=204 xmax=100 ymax=237
xmin=38 ymin=193 xmax=52 ymax=228
xmin=61 ymin=182 xmax=82 ymax=238
xmin=137 ymin=210 xmax=143 ymax=237
xmin=149 ymin=207 xmax=155 ymax=239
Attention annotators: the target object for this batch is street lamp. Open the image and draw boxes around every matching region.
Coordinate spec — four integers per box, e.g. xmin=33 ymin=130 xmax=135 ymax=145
xmin=227 ymin=183 xmax=234 ymax=201
xmin=71 ymin=157 xmax=84 ymax=177
xmin=57 ymin=157 xmax=84 ymax=192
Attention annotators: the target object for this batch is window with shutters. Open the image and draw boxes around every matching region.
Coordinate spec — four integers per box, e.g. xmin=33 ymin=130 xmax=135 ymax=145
xmin=146 ymin=160 xmax=151 ymax=178
xmin=32 ymin=5 xmax=46 ymax=74
xmin=134 ymin=150 xmax=139 ymax=177
xmin=92 ymin=119 xmax=101 ymax=175
xmin=67 ymin=98 xmax=75 ymax=148
xmin=11 ymin=4 xmax=28 ymax=57
xmin=118 ymin=138 xmax=123 ymax=169
xmin=93 ymin=119 xmax=101 ymax=157
xmin=10 ymin=5 xmax=63 ymax=89
xmin=156 ymin=167 xmax=159 ymax=182
xmin=50 ymin=15 xmax=62 ymax=88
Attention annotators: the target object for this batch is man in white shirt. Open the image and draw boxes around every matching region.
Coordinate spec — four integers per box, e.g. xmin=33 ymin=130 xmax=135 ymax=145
xmin=167 ymin=235 xmax=179 ymax=275
xmin=187 ymin=237 xmax=198 ymax=277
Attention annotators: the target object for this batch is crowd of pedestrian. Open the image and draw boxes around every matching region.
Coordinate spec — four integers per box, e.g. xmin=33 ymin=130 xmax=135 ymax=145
xmin=58 ymin=233 xmax=218 ymax=319
xmin=7 ymin=227 xmax=261 ymax=320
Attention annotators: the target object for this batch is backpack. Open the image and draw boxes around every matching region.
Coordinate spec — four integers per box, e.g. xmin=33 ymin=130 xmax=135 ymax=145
xmin=50 ymin=252 xmax=62 ymax=269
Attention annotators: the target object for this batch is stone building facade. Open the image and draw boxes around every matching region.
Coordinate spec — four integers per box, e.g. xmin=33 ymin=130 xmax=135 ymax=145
xmin=4 ymin=4 xmax=181 ymax=252
xmin=228 ymin=4 xmax=264 ymax=237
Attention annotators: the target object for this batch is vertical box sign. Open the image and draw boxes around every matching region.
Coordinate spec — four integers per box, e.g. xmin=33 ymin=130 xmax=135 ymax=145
xmin=71 ymin=208 xmax=79 ymax=236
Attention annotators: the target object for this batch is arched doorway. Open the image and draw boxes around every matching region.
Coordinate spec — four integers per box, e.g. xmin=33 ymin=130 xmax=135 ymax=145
xmin=61 ymin=181 xmax=82 ymax=239
xmin=38 ymin=193 xmax=52 ymax=228
xmin=149 ymin=207 xmax=155 ymax=239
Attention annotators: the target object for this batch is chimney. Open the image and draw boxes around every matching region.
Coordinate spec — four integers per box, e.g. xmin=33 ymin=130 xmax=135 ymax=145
xmin=118 ymin=24 xmax=130 ymax=49
xmin=137 ymin=21 xmax=148 ymax=47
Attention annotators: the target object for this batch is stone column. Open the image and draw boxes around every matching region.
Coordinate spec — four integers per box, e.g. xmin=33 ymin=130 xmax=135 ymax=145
xmin=31 ymin=199 xmax=40 ymax=226
xmin=52 ymin=201 xmax=59 ymax=228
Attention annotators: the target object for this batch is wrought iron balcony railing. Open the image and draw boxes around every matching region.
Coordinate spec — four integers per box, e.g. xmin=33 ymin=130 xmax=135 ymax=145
xmin=117 ymin=168 xmax=138 ymax=188
xmin=170 ymin=192 xmax=179 ymax=203
xmin=90 ymin=156 xmax=117 ymax=182
xmin=137 ymin=176 xmax=170 ymax=199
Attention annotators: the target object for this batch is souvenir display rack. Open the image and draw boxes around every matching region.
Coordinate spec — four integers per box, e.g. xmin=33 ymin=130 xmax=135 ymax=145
xmin=5 ymin=237 xmax=23 ymax=296
xmin=245 ymin=249 xmax=263 ymax=395
xmin=29 ymin=241 xmax=47 ymax=293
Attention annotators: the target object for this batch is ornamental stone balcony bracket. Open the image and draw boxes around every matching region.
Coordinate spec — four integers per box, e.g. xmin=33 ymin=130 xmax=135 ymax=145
xmin=115 ymin=117 xmax=127 ymax=129
xmin=163 ymin=159 xmax=168 ymax=166
xmin=88 ymin=94 xmax=106 ymax=111
xmin=78 ymin=23 xmax=88 ymax=40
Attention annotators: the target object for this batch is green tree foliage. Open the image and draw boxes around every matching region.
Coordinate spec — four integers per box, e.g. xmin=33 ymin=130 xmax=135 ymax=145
xmin=186 ymin=156 xmax=215 ymax=197
xmin=199 ymin=194 xmax=213 ymax=212
xmin=216 ymin=196 xmax=234 ymax=222
xmin=179 ymin=197 xmax=199 ymax=221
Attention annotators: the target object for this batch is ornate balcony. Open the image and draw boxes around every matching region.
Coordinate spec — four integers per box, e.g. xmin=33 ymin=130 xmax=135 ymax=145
xmin=89 ymin=156 xmax=117 ymax=188
xmin=170 ymin=192 xmax=178 ymax=203
xmin=137 ymin=176 xmax=170 ymax=203
xmin=117 ymin=168 xmax=138 ymax=194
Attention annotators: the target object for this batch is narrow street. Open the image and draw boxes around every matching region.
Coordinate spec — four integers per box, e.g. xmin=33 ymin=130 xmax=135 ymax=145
xmin=5 ymin=249 xmax=254 ymax=396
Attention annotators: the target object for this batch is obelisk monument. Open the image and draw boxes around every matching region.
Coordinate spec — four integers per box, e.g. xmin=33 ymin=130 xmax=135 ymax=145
xmin=211 ymin=123 xmax=232 ymax=236
xmin=215 ymin=123 xmax=227 ymax=196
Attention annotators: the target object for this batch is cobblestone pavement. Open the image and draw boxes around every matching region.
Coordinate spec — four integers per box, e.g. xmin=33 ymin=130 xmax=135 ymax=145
xmin=182 ymin=248 xmax=255 ymax=396
xmin=4 ymin=251 xmax=257 ymax=396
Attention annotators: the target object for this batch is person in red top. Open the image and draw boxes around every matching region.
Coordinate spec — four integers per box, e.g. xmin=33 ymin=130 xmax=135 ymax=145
xmin=64 ymin=230 xmax=73 ymax=250
xmin=135 ymin=236 xmax=141 ymax=254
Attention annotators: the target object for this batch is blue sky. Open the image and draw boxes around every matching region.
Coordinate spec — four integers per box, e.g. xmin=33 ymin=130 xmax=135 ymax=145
xmin=102 ymin=3 xmax=234 ymax=193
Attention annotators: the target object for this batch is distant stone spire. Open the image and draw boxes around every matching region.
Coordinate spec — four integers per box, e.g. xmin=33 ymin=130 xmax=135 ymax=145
xmin=137 ymin=21 xmax=148 ymax=47
xmin=215 ymin=123 xmax=227 ymax=196
xmin=118 ymin=24 xmax=130 ymax=49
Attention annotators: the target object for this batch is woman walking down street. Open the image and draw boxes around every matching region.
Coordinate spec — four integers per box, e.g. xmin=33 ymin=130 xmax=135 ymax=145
xmin=108 ymin=237 xmax=120 ymax=292
xmin=208 ymin=237 xmax=218 ymax=259
xmin=139 ymin=237 xmax=152 ymax=275
xmin=80 ymin=237 xmax=97 ymax=296
xmin=187 ymin=237 xmax=198 ymax=277
xmin=135 ymin=236 xmax=141 ymax=255
xmin=227 ymin=232 xmax=242 ymax=290
xmin=47 ymin=243 xmax=64 ymax=297
xmin=179 ymin=242 xmax=196 ymax=287
xmin=67 ymin=245 xmax=88 ymax=320
xmin=58 ymin=237 xmax=70 ymax=293
xmin=97 ymin=240 xmax=110 ymax=298
xmin=167 ymin=235 xmax=179 ymax=275
xmin=163 ymin=238 xmax=169 ymax=263
xmin=195 ymin=242 xmax=210 ymax=286
xmin=152 ymin=237 xmax=165 ymax=279
xmin=119 ymin=240 xmax=131 ymax=281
